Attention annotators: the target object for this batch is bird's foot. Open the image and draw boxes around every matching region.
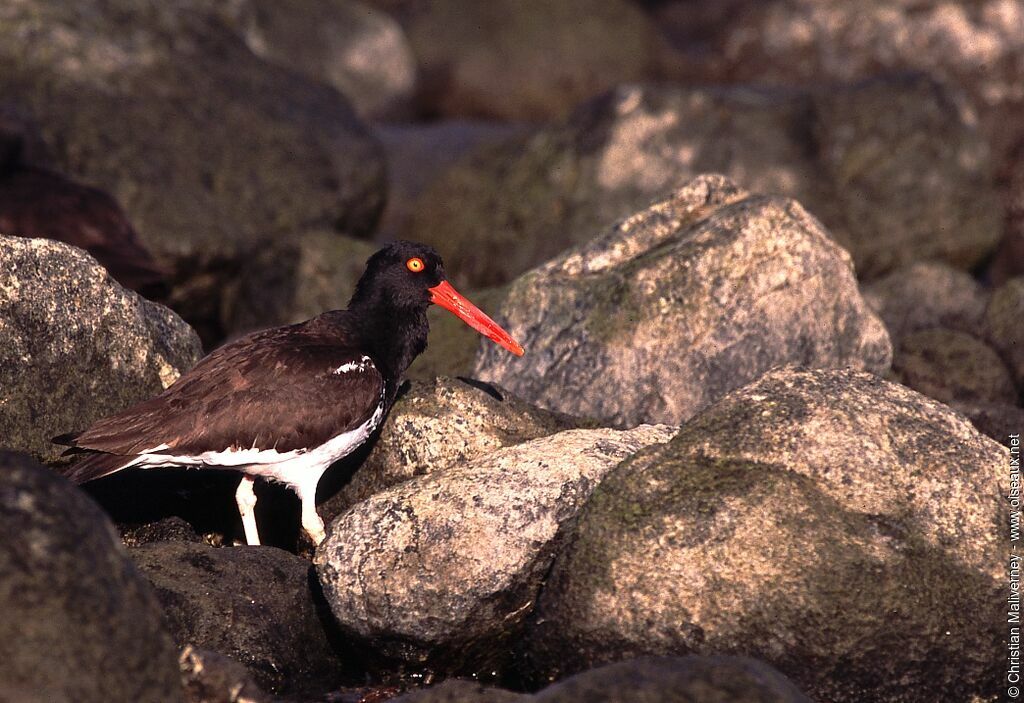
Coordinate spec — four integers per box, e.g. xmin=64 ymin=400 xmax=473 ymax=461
xmin=302 ymin=511 xmax=327 ymax=547
xmin=235 ymin=476 xmax=261 ymax=546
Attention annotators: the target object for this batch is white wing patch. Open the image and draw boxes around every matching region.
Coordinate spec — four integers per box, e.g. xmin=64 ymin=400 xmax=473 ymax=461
xmin=333 ymin=355 xmax=374 ymax=375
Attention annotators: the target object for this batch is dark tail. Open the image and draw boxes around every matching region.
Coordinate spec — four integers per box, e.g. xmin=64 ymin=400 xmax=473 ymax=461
xmin=55 ymin=451 xmax=134 ymax=484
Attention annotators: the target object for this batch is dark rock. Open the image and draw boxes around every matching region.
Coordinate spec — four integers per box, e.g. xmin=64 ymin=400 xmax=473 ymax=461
xmin=528 ymin=368 xmax=1005 ymax=702
xmin=953 ymin=401 xmax=1024 ymax=447
xmin=0 ymin=0 xmax=385 ymax=260
xmin=121 ymin=516 xmax=204 ymax=548
xmin=392 ymin=679 xmax=528 ymax=703
xmin=131 ymin=542 xmax=344 ymax=696
xmin=374 ymin=0 xmax=672 ymax=120
xmin=532 ymin=656 xmax=812 ymax=703
xmin=861 ymin=262 xmax=988 ymax=343
xmin=984 ymin=276 xmax=1024 ymax=387
xmin=891 ymin=328 xmax=1017 ymax=405
xmin=375 ymin=121 xmax=530 ymax=244
xmin=179 ymin=646 xmax=272 ymax=703
xmin=410 ymin=77 xmax=998 ymax=288
xmin=474 ymin=174 xmax=891 ymax=427
xmin=225 ymin=0 xmax=416 ymax=120
xmin=0 ymin=451 xmax=182 ymax=702
xmin=321 ymin=376 xmax=584 ymax=521
xmin=315 ymin=426 xmax=675 ymax=670
xmin=0 ymin=164 xmax=167 ymax=295
xmin=0 ymin=235 xmax=201 ymax=462
xmin=392 ymin=656 xmax=812 ymax=702
xmin=222 ymin=231 xmax=376 ymax=338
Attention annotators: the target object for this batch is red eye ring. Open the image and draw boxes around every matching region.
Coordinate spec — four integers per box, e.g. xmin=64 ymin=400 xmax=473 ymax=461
xmin=406 ymin=257 xmax=425 ymax=272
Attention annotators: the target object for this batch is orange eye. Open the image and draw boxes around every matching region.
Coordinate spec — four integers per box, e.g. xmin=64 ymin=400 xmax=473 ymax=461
xmin=406 ymin=257 xmax=425 ymax=272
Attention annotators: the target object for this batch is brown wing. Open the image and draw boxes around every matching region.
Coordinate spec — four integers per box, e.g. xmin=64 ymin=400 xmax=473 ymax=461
xmin=55 ymin=326 xmax=384 ymax=482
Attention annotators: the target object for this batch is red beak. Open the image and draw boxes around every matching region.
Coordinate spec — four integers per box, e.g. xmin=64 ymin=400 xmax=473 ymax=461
xmin=428 ymin=280 xmax=524 ymax=357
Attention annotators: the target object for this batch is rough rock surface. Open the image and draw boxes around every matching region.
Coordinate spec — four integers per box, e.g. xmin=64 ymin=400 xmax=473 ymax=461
xmin=528 ymin=368 xmax=1005 ymax=702
xmin=394 ymin=656 xmax=810 ymax=703
xmin=179 ymin=647 xmax=272 ymax=703
xmin=315 ymin=425 xmax=675 ymax=668
xmin=222 ymin=231 xmax=376 ymax=337
xmin=861 ymin=261 xmax=989 ymax=343
xmin=891 ymin=328 xmax=1017 ymax=405
xmin=378 ymin=0 xmax=670 ymax=120
xmin=0 ymin=235 xmax=202 ymax=462
xmin=0 ymin=451 xmax=182 ymax=703
xmin=226 ymin=0 xmax=416 ymax=119
xmin=474 ymin=175 xmax=891 ymax=427
xmin=131 ymin=542 xmax=342 ymax=695
xmin=393 ymin=679 xmax=529 ymax=703
xmin=410 ymin=78 xmax=998 ymax=288
xmin=322 ymin=376 xmax=583 ymax=521
xmin=985 ymin=276 xmax=1024 ymax=387
xmin=0 ymin=0 xmax=385 ymax=261
xmin=679 ymin=0 xmax=1024 ymax=157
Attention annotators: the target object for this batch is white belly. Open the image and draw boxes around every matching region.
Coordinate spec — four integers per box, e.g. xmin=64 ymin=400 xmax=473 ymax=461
xmin=128 ymin=395 xmax=386 ymax=491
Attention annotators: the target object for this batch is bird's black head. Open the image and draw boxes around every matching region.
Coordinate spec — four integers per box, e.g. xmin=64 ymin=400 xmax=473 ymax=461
xmin=349 ymin=240 xmax=445 ymax=311
xmin=349 ymin=240 xmax=524 ymax=357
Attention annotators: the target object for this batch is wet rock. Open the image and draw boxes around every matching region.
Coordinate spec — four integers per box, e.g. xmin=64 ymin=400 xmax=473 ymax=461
xmin=0 ymin=451 xmax=182 ymax=702
xmin=323 ymin=376 xmax=583 ymax=520
xmin=377 ymin=0 xmax=670 ymax=120
xmin=411 ymin=77 xmax=998 ymax=288
xmin=131 ymin=542 xmax=343 ymax=696
xmin=528 ymin=368 xmax=1005 ymax=702
xmin=0 ymin=235 xmax=201 ymax=462
xmin=226 ymin=0 xmax=416 ymax=120
xmin=179 ymin=646 xmax=272 ymax=703
xmin=222 ymin=231 xmax=376 ymax=338
xmin=474 ymin=174 xmax=891 ymax=427
xmin=891 ymin=328 xmax=1016 ymax=405
xmin=984 ymin=276 xmax=1024 ymax=387
xmin=861 ymin=262 xmax=989 ymax=343
xmin=0 ymin=0 xmax=385 ymax=262
xmin=315 ymin=425 xmax=675 ymax=669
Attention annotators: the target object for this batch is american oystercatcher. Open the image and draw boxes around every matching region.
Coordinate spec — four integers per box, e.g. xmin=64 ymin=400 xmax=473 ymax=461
xmin=53 ymin=241 xmax=523 ymax=545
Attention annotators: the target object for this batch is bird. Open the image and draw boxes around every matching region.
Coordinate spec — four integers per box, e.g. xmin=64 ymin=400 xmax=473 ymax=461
xmin=53 ymin=241 xmax=523 ymax=546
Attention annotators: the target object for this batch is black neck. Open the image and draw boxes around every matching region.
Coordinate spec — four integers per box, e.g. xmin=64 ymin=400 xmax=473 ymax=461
xmin=345 ymin=294 xmax=430 ymax=384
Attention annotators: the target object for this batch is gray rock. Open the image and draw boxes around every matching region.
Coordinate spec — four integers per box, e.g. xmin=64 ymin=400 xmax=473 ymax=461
xmin=528 ymin=368 xmax=1005 ymax=702
xmin=410 ymin=77 xmax=998 ymax=288
xmin=533 ymin=656 xmax=812 ymax=703
xmin=315 ymin=425 xmax=675 ymax=668
xmin=474 ymin=174 xmax=891 ymax=427
xmin=0 ymin=0 xmax=385 ymax=262
xmin=131 ymin=542 xmax=343 ymax=696
xmin=0 ymin=451 xmax=182 ymax=703
xmin=322 ymin=376 xmax=584 ymax=520
xmin=226 ymin=0 xmax=416 ymax=120
xmin=377 ymin=0 xmax=672 ymax=120
xmin=861 ymin=261 xmax=989 ymax=343
xmin=984 ymin=276 xmax=1024 ymax=387
xmin=891 ymin=328 xmax=1017 ymax=405
xmin=0 ymin=235 xmax=202 ymax=462
xmin=222 ymin=230 xmax=377 ymax=338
